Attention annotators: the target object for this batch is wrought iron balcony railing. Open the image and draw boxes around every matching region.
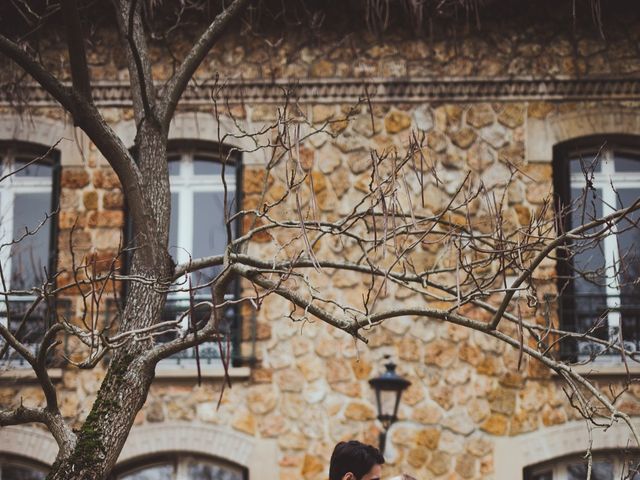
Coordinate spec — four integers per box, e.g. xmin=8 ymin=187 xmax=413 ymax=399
xmin=0 ymin=297 xmax=71 ymax=368
xmin=157 ymin=294 xmax=253 ymax=368
xmin=548 ymin=294 xmax=640 ymax=362
xmin=1 ymin=294 xmax=255 ymax=370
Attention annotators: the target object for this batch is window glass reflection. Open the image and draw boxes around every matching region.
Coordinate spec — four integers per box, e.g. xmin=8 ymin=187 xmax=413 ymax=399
xmin=187 ymin=461 xmax=243 ymax=480
xmin=12 ymin=158 xmax=53 ymax=177
xmin=613 ymin=155 xmax=640 ymax=172
xmin=570 ymin=187 xmax=606 ymax=299
xmin=567 ymin=460 xmax=613 ymax=480
xmin=10 ymin=193 xmax=51 ymax=290
xmin=570 ymin=156 xmax=601 ymax=175
xmin=192 ymin=191 xmax=227 ymax=286
xmin=193 ymin=158 xmax=221 ymax=176
xmin=116 ymin=456 xmax=245 ymax=480
xmin=169 ymin=193 xmax=179 ymax=259
xmin=617 ymin=188 xmax=640 ymax=300
xmin=119 ymin=463 xmax=173 ymax=480
xmin=168 ymin=157 xmax=181 ymax=176
xmin=530 ymin=472 xmax=552 ymax=480
xmin=2 ymin=464 xmax=47 ymax=480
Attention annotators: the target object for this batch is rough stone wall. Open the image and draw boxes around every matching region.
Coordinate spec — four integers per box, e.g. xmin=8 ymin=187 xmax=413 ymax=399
xmin=2 ymin=4 xmax=640 ymax=85
xmin=233 ymin=99 xmax=640 ymax=480
xmin=1 ymin=7 xmax=640 ymax=480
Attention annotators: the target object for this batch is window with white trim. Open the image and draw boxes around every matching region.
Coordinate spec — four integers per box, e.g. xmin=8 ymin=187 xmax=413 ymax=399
xmin=114 ymin=454 xmax=246 ymax=480
xmin=0 ymin=145 xmax=59 ymax=367
xmin=158 ymin=147 xmax=241 ymax=367
xmin=525 ymin=452 xmax=639 ymax=479
xmin=554 ymin=139 xmax=640 ymax=362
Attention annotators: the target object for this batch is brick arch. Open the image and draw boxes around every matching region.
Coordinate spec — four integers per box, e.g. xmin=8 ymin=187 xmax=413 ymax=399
xmin=0 ymin=426 xmax=59 ymax=465
xmin=119 ymin=422 xmax=278 ymax=480
xmin=527 ymin=108 xmax=640 ymax=162
xmin=494 ymin=419 xmax=640 ymax=478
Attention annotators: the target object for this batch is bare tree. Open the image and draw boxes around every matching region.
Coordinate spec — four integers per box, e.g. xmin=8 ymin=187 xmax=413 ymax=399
xmin=0 ymin=2 xmax=638 ymax=479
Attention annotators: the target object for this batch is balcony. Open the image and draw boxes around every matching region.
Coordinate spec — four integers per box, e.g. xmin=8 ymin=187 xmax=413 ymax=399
xmin=156 ymin=294 xmax=255 ymax=372
xmin=0 ymin=294 xmax=255 ymax=376
xmin=0 ymin=297 xmax=70 ymax=369
xmin=549 ymin=294 xmax=640 ymax=363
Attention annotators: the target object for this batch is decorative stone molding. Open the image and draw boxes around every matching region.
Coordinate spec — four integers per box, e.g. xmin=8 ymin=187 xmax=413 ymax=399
xmin=3 ymin=77 xmax=639 ymax=107
xmin=0 ymin=426 xmax=58 ymax=465
xmin=494 ymin=420 xmax=640 ymax=479
xmin=526 ymin=108 xmax=640 ymax=162
xmin=119 ymin=422 xmax=278 ymax=480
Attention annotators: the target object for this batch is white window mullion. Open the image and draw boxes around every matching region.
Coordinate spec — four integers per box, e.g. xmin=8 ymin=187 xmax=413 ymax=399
xmin=0 ymin=188 xmax=14 ymax=297
xmin=178 ymin=156 xmax=195 ymax=267
xmin=601 ymin=150 xmax=622 ymax=343
xmin=170 ymin=155 xmax=195 ymax=333
xmin=175 ymin=186 xmax=194 ymax=267
xmin=175 ymin=457 xmax=188 ymax=480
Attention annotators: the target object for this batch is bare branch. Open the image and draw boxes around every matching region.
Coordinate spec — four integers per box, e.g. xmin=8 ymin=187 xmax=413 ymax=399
xmin=0 ymin=33 xmax=147 ymax=238
xmin=173 ymin=254 xmax=224 ymax=279
xmin=0 ymin=405 xmax=47 ymax=426
xmin=60 ymin=0 xmax=92 ymax=100
xmin=233 ymin=263 xmax=366 ymax=341
xmin=489 ymin=196 xmax=640 ymax=330
xmin=0 ymin=34 xmax=75 ymax=111
xmin=113 ymin=0 xmax=157 ymax=122
xmin=158 ymin=0 xmax=251 ymax=128
xmin=0 ymin=404 xmax=76 ymax=458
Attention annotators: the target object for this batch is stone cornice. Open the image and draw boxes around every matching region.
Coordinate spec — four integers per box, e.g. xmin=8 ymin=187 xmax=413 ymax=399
xmin=3 ymin=77 xmax=639 ymax=106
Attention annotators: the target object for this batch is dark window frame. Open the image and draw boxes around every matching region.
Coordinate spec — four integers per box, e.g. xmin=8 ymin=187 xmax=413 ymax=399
xmin=111 ymin=452 xmax=249 ymax=480
xmin=0 ymin=141 xmax=62 ymax=366
xmin=123 ymin=140 xmax=250 ymax=367
xmin=523 ymin=448 xmax=640 ymax=480
xmin=552 ymin=134 xmax=640 ymax=361
xmin=0 ymin=453 xmax=49 ymax=478
xmin=0 ymin=141 xmax=61 ymax=292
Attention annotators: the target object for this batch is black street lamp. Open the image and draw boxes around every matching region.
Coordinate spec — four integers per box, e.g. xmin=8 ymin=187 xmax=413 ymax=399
xmin=368 ymin=355 xmax=411 ymax=455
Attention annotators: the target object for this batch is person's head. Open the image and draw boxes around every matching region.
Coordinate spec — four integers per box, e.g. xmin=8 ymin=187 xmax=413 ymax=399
xmin=329 ymin=441 xmax=385 ymax=480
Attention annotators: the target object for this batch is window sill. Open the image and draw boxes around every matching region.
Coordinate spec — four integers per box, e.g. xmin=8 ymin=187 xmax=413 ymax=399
xmin=0 ymin=365 xmax=251 ymax=382
xmin=555 ymin=363 xmax=640 ymax=377
xmin=0 ymin=368 xmax=63 ymax=381
xmin=154 ymin=365 xmax=251 ymax=380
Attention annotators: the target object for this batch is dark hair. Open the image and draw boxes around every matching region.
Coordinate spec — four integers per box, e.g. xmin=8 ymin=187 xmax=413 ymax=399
xmin=329 ymin=441 xmax=385 ymax=480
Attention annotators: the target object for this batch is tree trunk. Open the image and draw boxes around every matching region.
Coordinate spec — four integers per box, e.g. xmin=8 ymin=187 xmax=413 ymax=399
xmin=47 ymin=123 xmax=171 ymax=480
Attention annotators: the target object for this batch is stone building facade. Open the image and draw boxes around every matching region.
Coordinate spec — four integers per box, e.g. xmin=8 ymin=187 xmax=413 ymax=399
xmin=1 ymin=2 xmax=640 ymax=480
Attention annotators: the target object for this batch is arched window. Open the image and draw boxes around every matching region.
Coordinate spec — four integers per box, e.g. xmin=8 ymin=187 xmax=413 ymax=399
xmin=114 ymin=454 xmax=246 ymax=480
xmin=525 ymin=451 xmax=639 ymax=479
xmin=0 ymin=454 xmax=48 ymax=479
xmin=553 ymin=137 xmax=640 ymax=362
xmin=0 ymin=143 xmax=60 ymax=367
xmin=167 ymin=147 xmax=238 ymax=287
xmin=155 ymin=142 xmax=244 ymax=368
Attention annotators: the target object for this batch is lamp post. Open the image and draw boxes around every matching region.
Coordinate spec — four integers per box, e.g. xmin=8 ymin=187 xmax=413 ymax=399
xmin=368 ymin=355 xmax=411 ymax=455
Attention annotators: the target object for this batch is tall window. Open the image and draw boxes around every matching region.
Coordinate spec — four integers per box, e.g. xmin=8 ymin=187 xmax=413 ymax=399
xmin=159 ymin=145 xmax=241 ymax=367
xmin=0 ymin=144 xmax=59 ymax=366
xmin=115 ymin=454 xmax=246 ymax=480
xmin=168 ymin=150 xmax=236 ymax=287
xmin=525 ymin=452 xmax=639 ymax=479
xmin=554 ymin=139 xmax=640 ymax=361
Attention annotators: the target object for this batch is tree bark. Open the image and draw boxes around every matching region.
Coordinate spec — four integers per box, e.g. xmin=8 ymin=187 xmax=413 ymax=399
xmin=47 ymin=124 xmax=171 ymax=480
